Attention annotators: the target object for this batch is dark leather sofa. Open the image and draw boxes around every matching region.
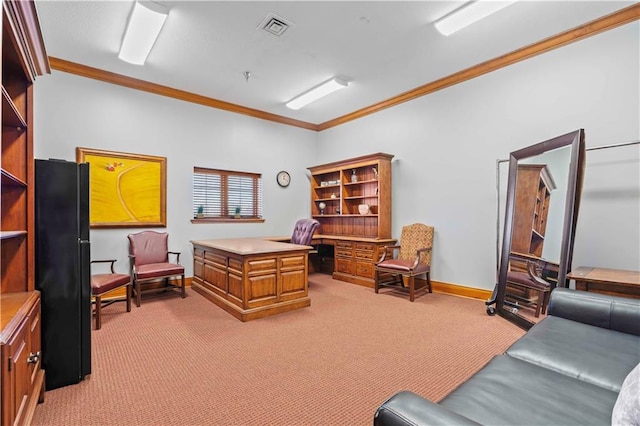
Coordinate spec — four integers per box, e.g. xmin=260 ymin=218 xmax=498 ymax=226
xmin=374 ymin=288 xmax=640 ymax=425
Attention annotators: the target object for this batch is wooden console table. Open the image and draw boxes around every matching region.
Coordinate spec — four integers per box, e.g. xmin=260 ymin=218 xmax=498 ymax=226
xmin=191 ymin=239 xmax=312 ymax=321
xmin=567 ymin=267 xmax=640 ymax=298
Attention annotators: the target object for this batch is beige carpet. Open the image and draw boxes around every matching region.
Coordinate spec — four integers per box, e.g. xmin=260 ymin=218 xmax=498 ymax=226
xmin=31 ymin=273 xmax=524 ymax=426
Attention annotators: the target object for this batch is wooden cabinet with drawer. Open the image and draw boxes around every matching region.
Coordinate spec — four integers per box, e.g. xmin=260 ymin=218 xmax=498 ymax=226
xmin=330 ymin=238 xmax=395 ymax=288
xmin=1 ymin=292 xmax=46 ymax=426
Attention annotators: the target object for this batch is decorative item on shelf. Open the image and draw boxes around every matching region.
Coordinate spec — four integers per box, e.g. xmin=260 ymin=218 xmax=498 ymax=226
xmin=330 ymin=193 xmax=337 ymax=199
xmin=234 ymin=206 xmax=241 ymax=219
xmin=196 ymin=205 xmax=204 ymax=219
xmin=358 ymin=204 xmax=370 ymax=215
xmin=351 ymin=169 xmax=358 ymax=182
xmin=372 ymin=167 xmax=378 ymax=180
xmin=335 ymin=207 xmax=341 ymax=214
xmin=318 ymin=202 xmax=326 ymax=215
xmin=320 ymin=181 xmax=328 ymax=187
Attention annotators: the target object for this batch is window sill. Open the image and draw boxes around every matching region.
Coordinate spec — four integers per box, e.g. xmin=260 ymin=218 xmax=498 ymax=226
xmin=191 ymin=218 xmax=265 ymax=224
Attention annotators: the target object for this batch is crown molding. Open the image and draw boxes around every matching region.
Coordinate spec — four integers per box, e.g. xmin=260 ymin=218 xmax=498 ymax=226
xmin=48 ymin=57 xmax=320 ymax=131
xmin=317 ymin=3 xmax=640 ymax=131
xmin=48 ymin=3 xmax=639 ymax=133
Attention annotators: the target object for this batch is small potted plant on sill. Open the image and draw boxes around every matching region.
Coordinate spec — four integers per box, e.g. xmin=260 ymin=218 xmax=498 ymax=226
xmin=234 ymin=206 xmax=241 ymax=219
xmin=196 ymin=205 xmax=204 ymax=219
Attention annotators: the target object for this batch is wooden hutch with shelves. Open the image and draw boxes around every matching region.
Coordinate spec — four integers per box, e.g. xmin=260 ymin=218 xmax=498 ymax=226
xmin=1 ymin=1 xmax=49 ymax=425
xmin=512 ymin=164 xmax=556 ymax=259
xmin=308 ymin=153 xmax=395 ymax=288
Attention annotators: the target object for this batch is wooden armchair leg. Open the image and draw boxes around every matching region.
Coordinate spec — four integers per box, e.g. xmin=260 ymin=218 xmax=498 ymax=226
xmin=534 ymin=290 xmax=543 ymax=317
xmin=95 ymin=295 xmax=102 ymax=330
xmin=134 ymin=279 xmax=141 ymax=308
xmin=181 ymin=275 xmax=186 ymax=298
xmin=409 ymin=276 xmax=415 ymax=302
xmin=126 ymin=284 xmax=132 ymax=312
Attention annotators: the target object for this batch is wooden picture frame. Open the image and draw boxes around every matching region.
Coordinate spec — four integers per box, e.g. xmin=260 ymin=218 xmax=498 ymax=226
xmin=76 ymin=147 xmax=167 ymax=228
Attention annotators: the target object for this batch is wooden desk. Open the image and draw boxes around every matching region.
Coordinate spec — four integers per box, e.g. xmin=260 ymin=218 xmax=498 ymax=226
xmin=265 ymin=234 xmax=396 ymax=288
xmin=567 ymin=267 xmax=640 ymax=299
xmin=191 ymin=239 xmax=312 ymax=321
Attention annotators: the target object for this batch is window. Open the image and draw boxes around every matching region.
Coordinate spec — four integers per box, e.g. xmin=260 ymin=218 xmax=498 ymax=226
xmin=193 ymin=167 xmax=263 ymax=221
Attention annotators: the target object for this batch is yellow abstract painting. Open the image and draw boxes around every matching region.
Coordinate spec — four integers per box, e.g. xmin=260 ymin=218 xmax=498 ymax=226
xmin=76 ymin=148 xmax=166 ymax=228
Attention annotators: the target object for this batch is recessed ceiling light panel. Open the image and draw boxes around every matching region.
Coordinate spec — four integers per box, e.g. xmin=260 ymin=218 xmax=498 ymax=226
xmin=434 ymin=0 xmax=518 ymax=36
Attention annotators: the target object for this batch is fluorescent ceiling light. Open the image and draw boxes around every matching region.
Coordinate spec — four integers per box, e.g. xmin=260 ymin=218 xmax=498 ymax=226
xmin=286 ymin=78 xmax=349 ymax=110
xmin=434 ymin=0 xmax=518 ymax=36
xmin=119 ymin=1 xmax=168 ymax=65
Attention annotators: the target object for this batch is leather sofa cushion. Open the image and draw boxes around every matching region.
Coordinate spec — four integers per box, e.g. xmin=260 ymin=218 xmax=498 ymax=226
xmin=441 ymin=355 xmax=618 ymax=426
xmin=506 ymin=316 xmax=640 ymax=392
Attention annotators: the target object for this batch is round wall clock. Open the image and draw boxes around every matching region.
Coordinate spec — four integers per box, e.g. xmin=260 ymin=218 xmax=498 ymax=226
xmin=276 ymin=170 xmax=291 ymax=187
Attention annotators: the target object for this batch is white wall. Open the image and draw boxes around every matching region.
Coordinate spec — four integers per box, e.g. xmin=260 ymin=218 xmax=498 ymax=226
xmin=34 ymin=73 xmax=317 ymax=276
xmin=34 ymin=23 xmax=639 ymax=290
xmin=317 ymin=23 xmax=640 ymax=290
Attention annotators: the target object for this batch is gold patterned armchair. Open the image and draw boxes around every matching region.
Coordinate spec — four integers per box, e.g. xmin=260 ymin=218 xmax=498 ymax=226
xmin=375 ymin=223 xmax=435 ymax=302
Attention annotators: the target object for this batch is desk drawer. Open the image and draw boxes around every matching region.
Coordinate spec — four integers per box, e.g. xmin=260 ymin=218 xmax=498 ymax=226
xmin=354 ymin=250 xmax=374 ymax=261
xmin=336 ymin=258 xmax=353 ymax=274
xmin=355 ymin=261 xmax=374 ymax=279
xmin=354 ymin=243 xmax=374 ymax=252
xmin=335 ymin=241 xmax=353 ymax=258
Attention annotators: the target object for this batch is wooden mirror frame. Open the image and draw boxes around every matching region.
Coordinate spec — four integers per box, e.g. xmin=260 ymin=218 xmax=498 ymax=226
xmin=497 ymin=129 xmax=586 ymax=329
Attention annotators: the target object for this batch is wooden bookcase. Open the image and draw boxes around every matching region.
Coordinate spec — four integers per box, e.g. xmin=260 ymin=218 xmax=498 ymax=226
xmin=308 ymin=152 xmax=393 ymax=239
xmin=511 ymin=164 xmax=556 ymax=258
xmin=1 ymin=2 xmax=49 ymax=425
xmin=308 ymin=153 xmax=395 ymax=288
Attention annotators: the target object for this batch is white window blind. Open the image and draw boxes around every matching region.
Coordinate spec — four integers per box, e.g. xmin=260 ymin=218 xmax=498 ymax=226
xmin=193 ymin=167 xmax=263 ymax=219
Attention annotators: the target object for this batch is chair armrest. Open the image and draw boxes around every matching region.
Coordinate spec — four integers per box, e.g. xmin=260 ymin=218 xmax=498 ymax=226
xmin=410 ymin=247 xmax=432 ymax=269
xmin=378 ymin=245 xmax=401 ymax=263
xmin=526 ymin=261 xmax=551 ymax=288
xmin=168 ymin=251 xmax=181 ymax=264
xmin=548 ymin=288 xmax=640 ymax=336
xmin=374 ymin=391 xmax=481 ymax=426
xmin=91 ymin=259 xmax=117 ymax=273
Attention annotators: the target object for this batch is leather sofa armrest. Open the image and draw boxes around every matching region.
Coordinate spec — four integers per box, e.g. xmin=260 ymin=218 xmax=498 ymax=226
xmin=548 ymin=288 xmax=640 ymax=336
xmin=373 ymin=391 xmax=481 ymax=426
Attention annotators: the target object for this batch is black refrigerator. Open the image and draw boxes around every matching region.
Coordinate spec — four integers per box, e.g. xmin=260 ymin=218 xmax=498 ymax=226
xmin=35 ymin=159 xmax=91 ymax=390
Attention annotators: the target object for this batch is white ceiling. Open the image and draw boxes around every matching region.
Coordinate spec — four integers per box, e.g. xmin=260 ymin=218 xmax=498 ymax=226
xmin=35 ymin=1 xmax=634 ymax=126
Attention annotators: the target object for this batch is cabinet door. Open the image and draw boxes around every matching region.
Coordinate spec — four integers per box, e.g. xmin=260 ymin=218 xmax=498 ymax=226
xmin=27 ymin=300 xmax=42 ymax=389
xmin=6 ymin=321 xmax=30 ymax=426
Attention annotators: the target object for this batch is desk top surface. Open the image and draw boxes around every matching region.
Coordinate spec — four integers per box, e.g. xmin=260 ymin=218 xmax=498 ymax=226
xmin=568 ymin=267 xmax=640 ymax=286
xmin=191 ymin=238 xmax=312 ymax=256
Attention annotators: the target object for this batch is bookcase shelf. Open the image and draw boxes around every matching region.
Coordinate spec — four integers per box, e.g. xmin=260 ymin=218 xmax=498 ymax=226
xmin=308 ymin=153 xmax=393 ymax=239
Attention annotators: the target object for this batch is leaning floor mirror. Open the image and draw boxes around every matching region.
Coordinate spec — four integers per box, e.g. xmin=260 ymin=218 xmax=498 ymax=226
xmin=496 ymin=129 xmax=586 ymax=329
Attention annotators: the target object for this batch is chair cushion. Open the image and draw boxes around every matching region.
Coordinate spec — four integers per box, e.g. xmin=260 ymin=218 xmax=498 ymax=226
xmin=136 ymin=262 xmax=184 ymax=280
xmin=91 ymin=273 xmax=130 ymax=295
xmin=506 ymin=316 xmax=640 ymax=392
xmin=441 ymin=355 xmax=618 ymax=426
xmin=507 ymin=270 xmax=549 ymax=291
xmin=377 ymin=259 xmax=429 ymax=274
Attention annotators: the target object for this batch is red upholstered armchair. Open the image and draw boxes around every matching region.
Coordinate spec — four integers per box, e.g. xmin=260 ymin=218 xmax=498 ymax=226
xmin=128 ymin=231 xmax=185 ymax=307
xmin=505 ymin=252 xmax=557 ymax=317
xmin=91 ymin=259 xmax=131 ymax=330
xmin=291 ymin=218 xmax=320 ymax=246
xmin=375 ymin=223 xmax=434 ymax=302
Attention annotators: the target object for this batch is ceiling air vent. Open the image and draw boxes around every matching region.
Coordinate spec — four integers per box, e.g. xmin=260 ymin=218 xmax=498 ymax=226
xmin=258 ymin=12 xmax=293 ymax=37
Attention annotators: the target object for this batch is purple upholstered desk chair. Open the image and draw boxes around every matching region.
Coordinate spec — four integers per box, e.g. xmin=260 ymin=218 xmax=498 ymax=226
xmin=291 ymin=218 xmax=320 ymax=246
